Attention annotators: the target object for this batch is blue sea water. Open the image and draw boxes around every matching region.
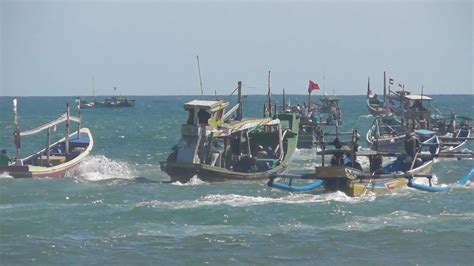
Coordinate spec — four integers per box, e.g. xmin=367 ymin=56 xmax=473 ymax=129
xmin=0 ymin=95 xmax=473 ymax=265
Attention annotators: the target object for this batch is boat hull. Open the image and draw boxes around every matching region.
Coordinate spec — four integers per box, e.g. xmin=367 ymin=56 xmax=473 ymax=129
xmin=0 ymin=128 xmax=93 ymax=179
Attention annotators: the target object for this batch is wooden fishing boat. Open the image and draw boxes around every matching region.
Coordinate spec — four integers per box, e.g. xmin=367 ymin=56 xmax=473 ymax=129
xmin=0 ymin=100 xmax=93 ymax=178
xmin=161 ymin=81 xmax=299 ymax=182
xmin=269 ymin=129 xmax=441 ymax=197
xmin=366 ymin=116 xmax=407 ymax=152
xmin=366 ymin=73 xmax=391 ymax=117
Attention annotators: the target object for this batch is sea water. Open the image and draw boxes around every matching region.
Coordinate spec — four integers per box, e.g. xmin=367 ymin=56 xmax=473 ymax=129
xmin=0 ymin=95 xmax=473 ymax=265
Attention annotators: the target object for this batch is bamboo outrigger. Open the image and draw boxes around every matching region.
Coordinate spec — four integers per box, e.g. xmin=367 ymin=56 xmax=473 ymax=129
xmin=0 ymin=99 xmax=94 ymax=178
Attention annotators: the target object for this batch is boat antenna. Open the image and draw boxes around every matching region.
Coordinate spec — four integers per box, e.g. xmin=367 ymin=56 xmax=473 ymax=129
xmin=367 ymin=77 xmax=371 ymax=97
xmin=267 ymin=70 xmax=272 ymax=117
xmin=282 ymin=88 xmax=286 ymax=111
xmin=196 ymin=55 xmax=204 ymax=99
xmin=214 ymin=90 xmax=218 ymax=100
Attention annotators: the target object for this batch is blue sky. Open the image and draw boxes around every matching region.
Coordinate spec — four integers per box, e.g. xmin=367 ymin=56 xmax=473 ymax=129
xmin=0 ymin=0 xmax=472 ymax=96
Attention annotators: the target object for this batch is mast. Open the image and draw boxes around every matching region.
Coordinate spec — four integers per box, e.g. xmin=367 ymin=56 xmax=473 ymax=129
xmin=367 ymin=77 xmax=371 ymax=97
xmin=46 ymin=127 xmax=51 ymax=166
xmin=197 ymin=55 xmax=204 ymax=99
xmin=307 ymin=87 xmax=311 ymax=114
xmin=65 ymin=103 xmax=70 ymax=155
xmin=282 ymin=88 xmax=286 ymax=110
xmin=237 ymin=81 xmax=243 ymax=120
xmin=383 ymin=71 xmax=387 ymax=106
xmin=267 ymin=70 xmax=272 ymax=117
xmin=12 ymin=98 xmax=21 ymax=164
xmin=76 ymin=98 xmax=81 ymax=137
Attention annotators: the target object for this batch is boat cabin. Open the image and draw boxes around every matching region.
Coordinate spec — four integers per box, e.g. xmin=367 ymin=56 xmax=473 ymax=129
xmin=183 ymin=100 xmax=229 ymax=128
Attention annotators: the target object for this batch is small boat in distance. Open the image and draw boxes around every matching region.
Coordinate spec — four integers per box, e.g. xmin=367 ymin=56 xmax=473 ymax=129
xmin=79 ymin=86 xmax=135 ymax=109
xmin=0 ymin=99 xmax=93 ymax=178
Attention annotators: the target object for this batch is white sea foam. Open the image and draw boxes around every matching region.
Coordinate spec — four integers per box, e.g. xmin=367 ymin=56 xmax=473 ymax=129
xmin=71 ymin=155 xmax=134 ymax=182
xmin=136 ymin=191 xmax=375 ymax=209
xmin=171 ymin=175 xmax=207 ymax=186
xmin=0 ymin=172 xmax=14 ymax=179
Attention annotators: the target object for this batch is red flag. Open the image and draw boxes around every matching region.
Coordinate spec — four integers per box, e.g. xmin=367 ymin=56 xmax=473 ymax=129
xmin=308 ymin=80 xmax=320 ymax=93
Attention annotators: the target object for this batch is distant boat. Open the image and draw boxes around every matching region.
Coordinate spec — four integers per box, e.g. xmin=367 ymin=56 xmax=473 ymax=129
xmin=79 ymin=87 xmax=135 ymax=108
xmin=0 ymin=100 xmax=93 ymax=178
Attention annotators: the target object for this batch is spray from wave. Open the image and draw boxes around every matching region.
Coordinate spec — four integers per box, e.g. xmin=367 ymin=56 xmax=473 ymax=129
xmin=70 ymin=155 xmax=134 ymax=182
xmin=0 ymin=172 xmax=14 ymax=179
xmin=171 ymin=175 xmax=207 ymax=186
xmin=136 ymin=191 xmax=375 ymax=209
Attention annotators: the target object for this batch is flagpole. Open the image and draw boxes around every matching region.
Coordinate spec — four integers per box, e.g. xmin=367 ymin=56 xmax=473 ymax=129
xmin=383 ymin=71 xmax=387 ymax=107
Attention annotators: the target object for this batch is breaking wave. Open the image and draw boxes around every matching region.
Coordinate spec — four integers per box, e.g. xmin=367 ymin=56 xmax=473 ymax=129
xmin=71 ymin=155 xmax=135 ymax=182
xmin=136 ymin=191 xmax=375 ymax=209
xmin=0 ymin=172 xmax=14 ymax=179
xmin=171 ymin=175 xmax=207 ymax=186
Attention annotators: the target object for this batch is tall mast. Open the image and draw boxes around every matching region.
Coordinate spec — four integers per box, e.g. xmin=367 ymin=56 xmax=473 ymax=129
xmin=282 ymin=88 xmax=286 ymax=110
xmin=197 ymin=55 xmax=204 ymax=99
xmin=237 ymin=81 xmax=243 ymax=120
xmin=383 ymin=71 xmax=387 ymax=106
xmin=367 ymin=76 xmax=370 ymax=97
xmin=267 ymin=70 xmax=272 ymax=117
xmin=12 ymin=99 xmax=20 ymax=163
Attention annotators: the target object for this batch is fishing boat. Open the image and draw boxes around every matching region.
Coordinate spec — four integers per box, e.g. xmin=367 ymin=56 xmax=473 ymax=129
xmin=366 ymin=116 xmax=407 ymax=152
xmin=79 ymin=86 xmax=135 ymax=108
xmin=161 ymin=81 xmax=299 ymax=182
xmin=268 ymin=132 xmax=437 ymax=197
xmin=366 ymin=72 xmax=391 ymax=116
xmin=285 ymin=87 xmax=343 ymax=149
xmin=0 ymin=100 xmax=93 ymax=178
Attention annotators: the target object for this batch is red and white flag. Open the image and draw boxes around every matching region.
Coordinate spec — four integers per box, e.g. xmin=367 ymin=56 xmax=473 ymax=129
xmin=308 ymin=80 xmax=320 ymax=93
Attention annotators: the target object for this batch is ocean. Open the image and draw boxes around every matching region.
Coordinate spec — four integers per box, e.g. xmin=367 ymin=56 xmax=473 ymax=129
xmin=0 ymin=95 xmax=473 ymax=265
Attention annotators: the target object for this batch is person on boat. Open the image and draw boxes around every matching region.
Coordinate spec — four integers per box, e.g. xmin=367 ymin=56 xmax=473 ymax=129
xmin=404 ymin=132 xmax=420 ymax=168
xmin=343 ymin=152 xmax=362 ymax=170
xmin=369 ymin=154 xmax=384 ymax=174
xmin=0 ymin=149 xmax=11 ymax=166
xmin=197 ymin=109 xmax=211 ymax=125
xmin=256 ymin=145 xmax=268 ymax=159
xmin=266 ymin=146 xmax=276 ymax=159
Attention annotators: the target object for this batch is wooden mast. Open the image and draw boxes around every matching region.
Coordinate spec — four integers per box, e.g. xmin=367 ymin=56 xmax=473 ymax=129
xmin=383 ymin=71 xmax=387 ymax=107
xmin=12 ymin=98 xmax=21 ymax=164
xmin=267 ymin=70 xmax=272 ymax=117
xmin=282 ymin=88 xmax=286 ymax=111
xmin=197 ymin=55 xmax=204 ymax=99
xmin=237 ymin=81 xmax=243 ymax=120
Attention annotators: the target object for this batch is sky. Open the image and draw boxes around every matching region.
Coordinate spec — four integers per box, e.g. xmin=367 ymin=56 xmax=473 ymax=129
xmin=0 ymin=0 xmax=472 ymax=96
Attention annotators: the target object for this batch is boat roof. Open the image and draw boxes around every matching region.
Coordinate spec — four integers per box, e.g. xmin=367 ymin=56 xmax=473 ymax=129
xmin=404 ymin=94 xmax=432 ymax=101
xmin=184 ymin=100 xmax=229 ymax=112
xmin=214 ymin=118 xmax=277 ymax=137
